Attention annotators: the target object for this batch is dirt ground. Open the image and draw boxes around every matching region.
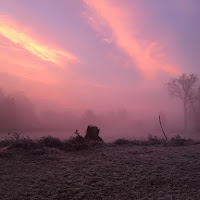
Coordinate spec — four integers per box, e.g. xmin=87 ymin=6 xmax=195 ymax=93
xmin=0 ymin=144 xmax=200 ymax=200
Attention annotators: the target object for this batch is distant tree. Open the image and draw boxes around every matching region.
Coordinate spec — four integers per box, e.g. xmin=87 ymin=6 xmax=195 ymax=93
xmin=0 ymin=88 xmax=37 ymax=131
xmin=167 ymin=74 xmax=199 ymax=134
xmin=194 ymin=87 xmax=200 ymax=131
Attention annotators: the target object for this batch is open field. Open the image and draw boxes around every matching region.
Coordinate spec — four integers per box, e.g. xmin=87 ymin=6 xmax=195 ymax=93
xmin=0 ymin=142 xmax=200 ymax=200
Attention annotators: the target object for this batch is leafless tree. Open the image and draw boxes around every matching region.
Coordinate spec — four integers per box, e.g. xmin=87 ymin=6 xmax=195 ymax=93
xmin=193 ymin=87 xmax=200 ymax=131
xmin=167 ymin=74 xmax=199 ymax=134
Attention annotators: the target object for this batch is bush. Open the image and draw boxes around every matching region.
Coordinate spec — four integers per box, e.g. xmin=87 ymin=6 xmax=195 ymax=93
xmin=63 ymin=134 xmax=88 ymax=151
xmin=147 ymin=134 xmax=166 ymax=145
xmin=0 ymin=133 xmax=20 ymax=147
xmin=38 ymin=136 xmax=63 ymax=149
xmin=170 ymin=135 xmax=195 ymax=146
xmin=0 ymin=132 xmax=198 ymax=156
xmin=113 ymin=136 xmax=167 ymax=146
xmin=62 ymin=130 xmax=104 ymax=151
xmin=0 ymin=133 xmax=39 ymax=150
xmin=12 ymin=138 xmax=39 ymax=150
xmin=0 ymin=132 xmax=104 ymax=154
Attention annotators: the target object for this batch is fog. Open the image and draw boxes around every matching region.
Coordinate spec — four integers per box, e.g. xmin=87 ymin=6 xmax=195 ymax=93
xmin=1 ymin=0 xmax=200 ymax=141
xmin=1 ymin=86 xmax=196 ymax=142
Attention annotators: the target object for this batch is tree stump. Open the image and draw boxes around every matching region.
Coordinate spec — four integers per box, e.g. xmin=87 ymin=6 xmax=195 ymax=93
xmin=85 ymin=125 xmax=103 ymax=141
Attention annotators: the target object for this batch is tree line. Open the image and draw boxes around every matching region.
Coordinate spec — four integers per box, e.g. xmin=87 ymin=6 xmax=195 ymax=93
xmin=0 ymin=73 xmax=199 ymax=136
xmin=0 ymin=88 xmax=129 ymax=133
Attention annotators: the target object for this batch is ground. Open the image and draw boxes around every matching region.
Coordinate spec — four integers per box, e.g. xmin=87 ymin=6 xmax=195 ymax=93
xmin=0 ymin=144 xmax=200 ymax=200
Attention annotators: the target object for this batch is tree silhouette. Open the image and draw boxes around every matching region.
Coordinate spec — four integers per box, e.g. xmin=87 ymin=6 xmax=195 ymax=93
xmin=167 ymin=74 xmax=199 ymax=134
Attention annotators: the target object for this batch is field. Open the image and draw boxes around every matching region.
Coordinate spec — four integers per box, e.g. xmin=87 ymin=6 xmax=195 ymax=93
xmin=0 ymin=139 xmax=200 ymax=200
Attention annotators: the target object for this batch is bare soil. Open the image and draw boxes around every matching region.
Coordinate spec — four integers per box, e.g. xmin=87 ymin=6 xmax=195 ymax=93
xmin=0 ymin=144 xmax=200 ymax=200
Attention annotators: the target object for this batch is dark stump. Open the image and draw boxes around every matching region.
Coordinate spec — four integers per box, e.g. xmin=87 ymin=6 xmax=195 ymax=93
xmin=85 ymin=125 xmax=103 ymax=141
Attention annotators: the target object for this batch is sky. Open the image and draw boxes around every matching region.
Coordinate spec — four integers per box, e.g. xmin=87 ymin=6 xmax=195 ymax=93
xmin=0 ymin=0 xmax=200 ymax=115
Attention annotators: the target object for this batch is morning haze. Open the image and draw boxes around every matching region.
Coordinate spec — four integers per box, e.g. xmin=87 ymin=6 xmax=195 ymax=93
xmin=0 ymin=0 xmax=200 ymax=141
xmin=1 ymin=1 xmax=200 ymax=199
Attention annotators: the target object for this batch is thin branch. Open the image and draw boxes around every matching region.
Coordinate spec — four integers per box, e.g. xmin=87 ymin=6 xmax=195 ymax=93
xmin=159 ymin=115 xmax=168 ymax=141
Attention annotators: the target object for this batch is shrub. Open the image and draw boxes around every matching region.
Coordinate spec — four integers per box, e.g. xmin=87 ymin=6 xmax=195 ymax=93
xmin=0 ymin=133 xmax=39 ymax=150
xmin=1 ymin=132 xmax=198 ymax=156
xmin=147 ymin=134 xmax=166 ymax=145
xmin=63 ymin=130 xmax=104 ymax=151
xmin=12 ymin=138 xmax=39 ymax=150
xmin=113 ymin=136 xmax=167 ymax=146
xmin=38 ymin=136 xmax=63 ymax=149
xmin=63 ymin=134 xmax=87 ymax=151
xmin=0 ymin=133 xmax=20 ymax=147
xmin=170 ymin=135 xmax=195 ymax=146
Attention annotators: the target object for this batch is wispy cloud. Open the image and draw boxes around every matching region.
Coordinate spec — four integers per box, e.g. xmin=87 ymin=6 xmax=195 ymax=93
xmin=83 ymin=0 xmax=180 ymax=78
xmin=0 ymin=14 xmax=106 ymax=108
xmin=0 ymin=15 xmax=78 ymax=66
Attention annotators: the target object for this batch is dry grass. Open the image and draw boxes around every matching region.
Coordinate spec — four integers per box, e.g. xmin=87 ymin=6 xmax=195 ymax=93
xmin=0 ymin=134 xmax=200 ymax=199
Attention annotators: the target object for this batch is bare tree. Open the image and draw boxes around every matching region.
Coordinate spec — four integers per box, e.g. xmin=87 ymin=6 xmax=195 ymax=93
xmin=193 ymin=87 xmax=200 ymax=131
xmin=167 ymin=74 xmax=199 ymax=134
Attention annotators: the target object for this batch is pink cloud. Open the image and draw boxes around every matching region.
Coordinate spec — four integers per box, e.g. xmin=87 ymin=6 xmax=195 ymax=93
xmin=0 ymin=15 xmax=107 ymax=110
xmin=83 ymin=0 xmax=181 ymax=78
xmin=0 ymin=15 xmax=78 ymax=66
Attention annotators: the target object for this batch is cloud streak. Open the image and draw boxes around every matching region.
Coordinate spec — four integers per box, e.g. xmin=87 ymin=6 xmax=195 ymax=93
xmin=0 ymin=15 xmax=78 ymax=66
xmin=83 ymin=0 xmax=180 ymax=78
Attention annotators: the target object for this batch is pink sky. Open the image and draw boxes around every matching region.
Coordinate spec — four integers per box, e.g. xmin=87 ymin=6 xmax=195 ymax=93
xmin=0 ymin=0 xmax=199 ymax=113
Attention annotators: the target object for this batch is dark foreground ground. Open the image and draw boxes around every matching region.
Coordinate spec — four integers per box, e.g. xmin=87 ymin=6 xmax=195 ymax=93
xmin=0 ymin=144 xmax=200 ymax=200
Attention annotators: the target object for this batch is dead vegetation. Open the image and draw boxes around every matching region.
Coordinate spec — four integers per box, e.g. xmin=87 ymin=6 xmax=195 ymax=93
xmin=113 ymin=134 xmax=198 ymax=147
xmin=0 ymin=133 xmax=197 ymax=156
xmin=0 ymin=133 xmax=200 ymax=199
